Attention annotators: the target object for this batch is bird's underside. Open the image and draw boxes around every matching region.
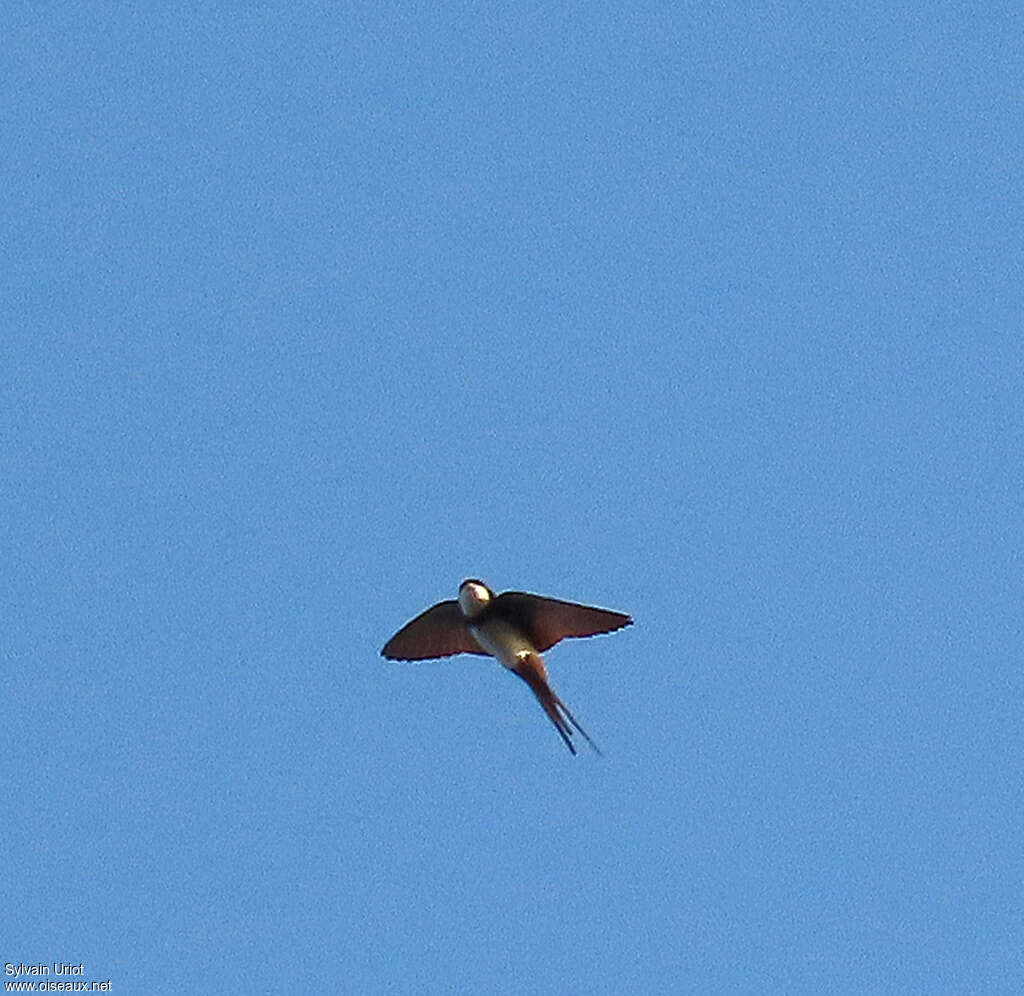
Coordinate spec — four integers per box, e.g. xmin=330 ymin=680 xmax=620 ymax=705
xmin=381 ymin=581 xmax=631 ymax=754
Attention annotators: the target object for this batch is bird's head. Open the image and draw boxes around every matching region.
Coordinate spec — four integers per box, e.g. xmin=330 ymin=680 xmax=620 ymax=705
xmin=458 ymin=579 xmax=493 ymax=618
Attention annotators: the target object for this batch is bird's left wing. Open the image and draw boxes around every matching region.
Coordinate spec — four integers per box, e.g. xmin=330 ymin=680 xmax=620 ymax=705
xmin=381 ymin=600 xmax=486 ymax=660
xmin=494 ymin=592 xmax=632 ymax=652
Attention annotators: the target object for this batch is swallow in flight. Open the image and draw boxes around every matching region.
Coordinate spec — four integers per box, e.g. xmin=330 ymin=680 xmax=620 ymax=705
xmin=381 ymin=579 xmax=632 ymax=754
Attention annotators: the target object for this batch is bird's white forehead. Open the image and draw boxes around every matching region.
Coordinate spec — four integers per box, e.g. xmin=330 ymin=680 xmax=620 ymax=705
xmin=458 ymin=581 xmax=491 ymax=617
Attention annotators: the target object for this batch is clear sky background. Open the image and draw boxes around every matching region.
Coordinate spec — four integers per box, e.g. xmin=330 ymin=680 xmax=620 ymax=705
xmin=3 ymin=4 xmax=1021 ymax=993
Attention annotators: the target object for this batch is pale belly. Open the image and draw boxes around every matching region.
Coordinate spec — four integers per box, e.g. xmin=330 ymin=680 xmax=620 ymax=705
xmin=468 ymin=618 xmax=536 ymax=671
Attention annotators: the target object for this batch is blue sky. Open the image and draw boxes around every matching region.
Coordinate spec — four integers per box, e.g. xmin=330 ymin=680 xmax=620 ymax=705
xmin=3 ymin=4 xmax=1022 ymax=993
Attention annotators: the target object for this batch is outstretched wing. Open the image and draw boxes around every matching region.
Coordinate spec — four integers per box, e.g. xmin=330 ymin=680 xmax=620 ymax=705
xmin=494 ymin=592 xmax=632 ymax=653
xmin=381 ymin=600 xmax=486 ymax=660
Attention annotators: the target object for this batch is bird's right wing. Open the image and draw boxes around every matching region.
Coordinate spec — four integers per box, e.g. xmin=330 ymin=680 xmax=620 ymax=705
xmin=380 ymin=600 xmax=487 ymax=660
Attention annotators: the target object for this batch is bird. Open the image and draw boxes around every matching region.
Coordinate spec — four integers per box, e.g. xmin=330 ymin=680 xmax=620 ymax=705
xmin=381 ymin=579 xmax=632 ymax=754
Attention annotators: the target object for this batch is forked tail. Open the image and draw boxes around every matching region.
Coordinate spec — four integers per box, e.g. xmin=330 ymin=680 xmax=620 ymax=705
xmin=515 ymin=653 xmax=601 ymax=756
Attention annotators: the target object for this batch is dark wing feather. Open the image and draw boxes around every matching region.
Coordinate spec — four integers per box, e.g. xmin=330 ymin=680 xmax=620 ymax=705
xmin=380 ymin=600 xmax=486 ymax=660
xmin=494 ymin=592 xmax=632 ymax=652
